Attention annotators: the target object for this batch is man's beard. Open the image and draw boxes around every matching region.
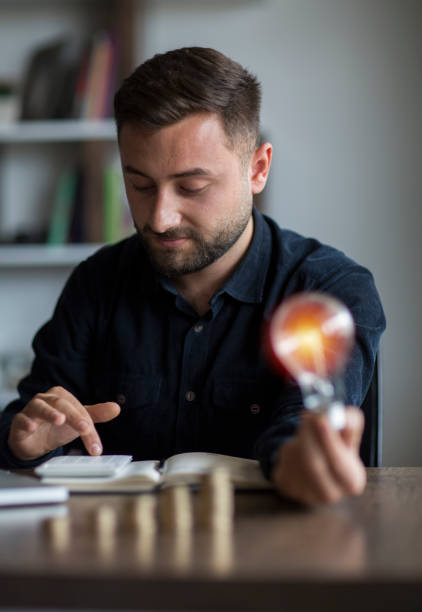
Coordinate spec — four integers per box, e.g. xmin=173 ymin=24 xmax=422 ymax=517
xmin=135 ymin=205 xmax=252 ymax=278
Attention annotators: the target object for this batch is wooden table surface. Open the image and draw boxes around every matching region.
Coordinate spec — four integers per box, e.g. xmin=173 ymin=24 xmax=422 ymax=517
xmin=0 ymin=467 xmax=421 ymax=611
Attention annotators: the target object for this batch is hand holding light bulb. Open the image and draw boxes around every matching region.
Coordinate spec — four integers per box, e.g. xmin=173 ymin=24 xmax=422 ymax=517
xmin=267 ymin=292 xmax=366 ymax=505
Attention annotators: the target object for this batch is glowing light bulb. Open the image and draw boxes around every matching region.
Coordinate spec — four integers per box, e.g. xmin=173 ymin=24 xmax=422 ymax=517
xmin=267 ymin=292 xmax=355 ymax=429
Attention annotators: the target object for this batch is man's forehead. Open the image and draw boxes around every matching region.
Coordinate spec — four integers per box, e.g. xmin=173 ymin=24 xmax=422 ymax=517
xmin=123 ymin=164 xmax=216 ymax=179
xmin=119 ymin=114 xmax=239 ymax=174
xmin=119 ymin=113 xmax=233 ymax=152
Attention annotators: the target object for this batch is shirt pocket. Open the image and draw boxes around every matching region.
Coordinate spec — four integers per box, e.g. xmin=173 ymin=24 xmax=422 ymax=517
xmin=93 ymin=372 xmax=163 ymax=455
xmin=94 ymin=372 xmax=162 ymax=409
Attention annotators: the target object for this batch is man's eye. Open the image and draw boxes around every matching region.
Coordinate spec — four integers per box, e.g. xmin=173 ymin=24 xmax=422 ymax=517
xmin=179 ymin=185 xmax=207 ymax=195
xmin=133 ymin=184 xmax=155 ymax=193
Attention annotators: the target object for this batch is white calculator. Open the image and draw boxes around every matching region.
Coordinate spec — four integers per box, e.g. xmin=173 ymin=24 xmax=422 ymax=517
xmin=35 ymin=455 xmax=133 ymax=478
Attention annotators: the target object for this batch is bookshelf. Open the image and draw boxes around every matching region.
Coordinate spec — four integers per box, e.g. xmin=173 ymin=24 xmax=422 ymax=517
xmin=0 ymin=119 xmax=116 ymax=144
xmin=0 ymin=0 xmax=136 ymax=408
xmin=0 ymin=243 xmax=103 ymax=267
xmin=0 ymin=117 xmax=119 ymax=265
xmin=0 ymin=0 xmax=135 ymax=245
xmin=0 ymin=0 xmax=136 ymax=254
xmin=0 ymin=117 xmax=122 ymax=264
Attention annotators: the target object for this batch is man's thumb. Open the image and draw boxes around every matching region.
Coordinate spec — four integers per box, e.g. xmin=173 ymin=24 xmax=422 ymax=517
xmin=85 ymin=402 xmax=121 ymax=423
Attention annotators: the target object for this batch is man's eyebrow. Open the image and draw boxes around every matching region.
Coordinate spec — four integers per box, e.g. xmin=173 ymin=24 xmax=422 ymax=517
xmin=171 ymin=168 xmax=213 ymax=178
xmin=124 ymin=165 xmax=150 ymax=178
xmin=123 ymin=165 xmax=214 ymax=179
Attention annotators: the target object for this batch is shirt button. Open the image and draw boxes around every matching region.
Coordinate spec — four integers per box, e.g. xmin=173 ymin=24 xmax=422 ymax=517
xmin=185 ymin=390 xmax=196 ymax=402
xmin=250 ymin=403 xmax=261 ymax=415
xmin=116 ymin=393 xmax=126 ymax=405
xmin=194 ymin=324 xmax=204 ymax=333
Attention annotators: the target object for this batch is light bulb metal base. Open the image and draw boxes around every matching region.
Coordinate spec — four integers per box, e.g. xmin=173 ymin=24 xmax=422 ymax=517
xmin=299 ymin=374 xmax=346 ymax=430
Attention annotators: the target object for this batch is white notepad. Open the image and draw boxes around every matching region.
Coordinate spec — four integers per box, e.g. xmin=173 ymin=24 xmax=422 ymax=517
xmin=0 ymin=469 xmax=68 ymax=506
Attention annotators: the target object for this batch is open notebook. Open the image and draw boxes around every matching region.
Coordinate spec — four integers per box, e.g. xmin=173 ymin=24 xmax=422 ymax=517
xmin=37 ymin=452 xmax=272 ymax=493
xmin=0 ymin=469 xmax=68 ymax=506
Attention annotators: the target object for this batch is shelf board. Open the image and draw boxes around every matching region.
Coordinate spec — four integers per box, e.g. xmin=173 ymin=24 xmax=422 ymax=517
xmin=0 ymin=120 xmax=117 ymax=143
xmin=0 ymin=243 xmax=104 ymax=267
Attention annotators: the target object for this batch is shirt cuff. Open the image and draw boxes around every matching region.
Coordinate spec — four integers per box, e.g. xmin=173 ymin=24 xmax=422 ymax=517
xmin=258 ymin=437 xmax=291 ymax=481
xmin=0 ymin=429 xmax=63 ymax=470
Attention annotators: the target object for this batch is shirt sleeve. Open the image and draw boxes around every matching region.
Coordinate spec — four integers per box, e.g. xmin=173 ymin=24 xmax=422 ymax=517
xmin=254 ymin=386 xmax=303 ymax=480
xmin=0 ymin=257 xmax=99 ymax=469
xmin=254 ymin=253 xmax=386 ymax=480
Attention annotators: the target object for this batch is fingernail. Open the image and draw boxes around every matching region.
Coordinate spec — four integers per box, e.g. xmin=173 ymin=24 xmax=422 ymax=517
xmin=91 ymin=444 xmax=102 ymax=455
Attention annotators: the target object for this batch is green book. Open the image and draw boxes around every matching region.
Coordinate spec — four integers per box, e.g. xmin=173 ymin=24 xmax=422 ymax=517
xmin=47 ymin=169 xmax=77 ymax=245
xmin=103 ymin=164 xmax=123 ymax=243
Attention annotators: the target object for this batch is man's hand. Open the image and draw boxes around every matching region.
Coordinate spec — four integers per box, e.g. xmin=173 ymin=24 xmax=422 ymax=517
xmin=271 ymin=406 xmax=366 ymax=506
xmin=7 ymin=386 xmax=121 ymax=461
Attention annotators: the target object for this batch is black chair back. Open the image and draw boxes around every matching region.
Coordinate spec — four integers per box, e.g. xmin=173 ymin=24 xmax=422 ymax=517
xmin=359 ymin=356 xmax=382 ymax=467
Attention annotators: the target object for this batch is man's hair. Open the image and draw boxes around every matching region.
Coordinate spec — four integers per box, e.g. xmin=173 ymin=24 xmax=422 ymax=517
xmin=114 ymin=47 xmax=261 ymax=156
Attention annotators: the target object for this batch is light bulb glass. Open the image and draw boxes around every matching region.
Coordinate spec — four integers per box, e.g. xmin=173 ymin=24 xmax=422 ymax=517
xmin=268 ymin=292 xmax=355 ymax=429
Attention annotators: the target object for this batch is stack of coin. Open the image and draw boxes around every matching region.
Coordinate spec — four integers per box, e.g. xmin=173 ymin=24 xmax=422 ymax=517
xmin=123 ymin=494 xmax=157 ymax=534
xmin=42 ymin=515 xmax=71 ymax=552
xmin=197 ymin=468 xmax=234 ymax=531
xmin=159 ymin=485 xmax=193 ymax=532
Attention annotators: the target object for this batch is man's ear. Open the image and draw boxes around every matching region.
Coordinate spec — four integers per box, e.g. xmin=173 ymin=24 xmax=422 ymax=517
xmin=250 ymin=142 xmax=272 ymax=195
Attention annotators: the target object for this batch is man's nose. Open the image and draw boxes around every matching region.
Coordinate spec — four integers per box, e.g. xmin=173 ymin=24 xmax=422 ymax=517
xmin=149 ymin=188 xmax=182 ymax=233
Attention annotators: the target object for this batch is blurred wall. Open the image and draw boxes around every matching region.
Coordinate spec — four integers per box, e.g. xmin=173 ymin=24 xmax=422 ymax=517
xmin=135 ymin=0 xmax=422 ymax=465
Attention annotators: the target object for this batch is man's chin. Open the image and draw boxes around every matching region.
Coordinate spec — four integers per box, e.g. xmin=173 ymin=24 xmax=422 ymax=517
xmin=137 ymin=226 xmax=238 ymax=277
xmin=144 ymin=250 xmax=190 ymax=278
xmin=149 ymin=251 xmax=212 ymax=278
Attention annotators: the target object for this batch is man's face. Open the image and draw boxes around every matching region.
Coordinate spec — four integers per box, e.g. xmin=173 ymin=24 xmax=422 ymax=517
xmin=119 ymin=113 xmax=254 ymax=278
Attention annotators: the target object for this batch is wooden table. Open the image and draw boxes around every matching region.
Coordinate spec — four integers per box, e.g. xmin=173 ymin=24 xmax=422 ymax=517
xmin=0 ymin=467 xmax=421 ymax=611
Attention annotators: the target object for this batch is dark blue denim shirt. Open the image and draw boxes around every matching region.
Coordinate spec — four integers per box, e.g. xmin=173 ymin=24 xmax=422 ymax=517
xmin=0 ymin=209 xmax=386 ymax=477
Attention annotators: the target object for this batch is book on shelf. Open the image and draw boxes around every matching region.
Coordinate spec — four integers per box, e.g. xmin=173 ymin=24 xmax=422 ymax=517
xmin=46 ymin=159 xmax=131 ymax=246
xmin=20 ymin=37 xmax=87 ymax=120
xmin=81 ymin=32 xmax=117 ymax=120
xmin=68 ymin=167 xmax=86 ymax=243
xmin=20 ymin=32 xmax=117 ymax=120
xmin=37 ymin=452 xmax=272 ymax=493
xmin=46 ymin=168 xmax=78 ymax=245
xmin=103 ymin=161 xmax=131 ymax=243
xmin=82 ymin=143 xmax=107 ymax=244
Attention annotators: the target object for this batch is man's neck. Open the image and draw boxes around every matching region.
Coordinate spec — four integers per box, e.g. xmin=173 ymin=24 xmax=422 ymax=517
xmin=173 ymin=216 xmax=254 ymax=317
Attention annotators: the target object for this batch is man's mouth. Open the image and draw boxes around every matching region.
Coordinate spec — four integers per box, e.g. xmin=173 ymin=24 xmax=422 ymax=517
xmin=153 ymin=235 xmax=189 ymax=248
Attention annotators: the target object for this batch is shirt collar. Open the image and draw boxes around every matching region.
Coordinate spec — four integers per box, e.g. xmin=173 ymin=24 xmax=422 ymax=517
xmin=213 ymin=207 xmax=270 ymax=305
